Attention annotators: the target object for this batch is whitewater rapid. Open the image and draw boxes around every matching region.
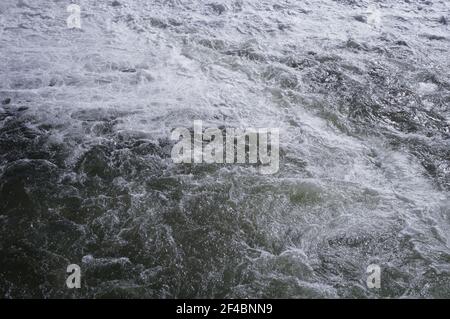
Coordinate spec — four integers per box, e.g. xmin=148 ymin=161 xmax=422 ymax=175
xmin=0 ymin=0 xmax=449 ymax=298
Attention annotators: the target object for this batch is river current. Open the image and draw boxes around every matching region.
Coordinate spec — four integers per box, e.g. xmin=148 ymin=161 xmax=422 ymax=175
xmin=0 ymin=0 xmax=449 ymax=298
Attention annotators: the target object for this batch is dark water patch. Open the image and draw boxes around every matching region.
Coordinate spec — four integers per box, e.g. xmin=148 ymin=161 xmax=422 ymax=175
xmin=262 ymin=66 xmax=298 ymax=89
xmin=420 ymin=34 xmax=447 ymax=41
xmin=317 ymin=226 xmax=418 ymax=298
xmin=207 ymin=3 xmax=227 ymax=15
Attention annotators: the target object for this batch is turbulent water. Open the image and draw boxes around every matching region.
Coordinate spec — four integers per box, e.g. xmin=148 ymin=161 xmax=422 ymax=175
xmin=0 ymin=0 xmax=449 ymax=298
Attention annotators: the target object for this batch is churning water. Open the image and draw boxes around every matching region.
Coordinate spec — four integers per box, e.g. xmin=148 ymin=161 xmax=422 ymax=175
xmin=0 ymin=0 xmax=449 ymax=298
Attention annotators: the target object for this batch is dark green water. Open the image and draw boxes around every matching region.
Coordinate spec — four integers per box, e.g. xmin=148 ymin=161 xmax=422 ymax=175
xmin=0 ymin=0 xmax=449 ymax=298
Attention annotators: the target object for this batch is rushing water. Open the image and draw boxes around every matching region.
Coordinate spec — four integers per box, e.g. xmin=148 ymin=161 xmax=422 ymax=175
xmin=0 ymin=0 xmax=449 ymax=298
